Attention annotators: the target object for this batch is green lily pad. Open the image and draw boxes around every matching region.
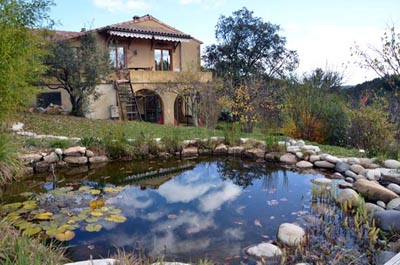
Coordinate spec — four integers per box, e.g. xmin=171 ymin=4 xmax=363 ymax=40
xmin=105 ymin=214 xmax=127 ymax=223
xmin=89 ymin=189 xmax=101 ymax=195
xmin=78 ymin=186 xmax=91 ymax=192
xmin=20 ymin=192 xmax=34 ymax=197
xmin=23 ymin=225 xmax=42 ymax=236
xmin=85 ymin=217 xmax=100 ymax=223
xmin=34 ymin=212 xmax=53 ymax=220
xmin=54 ymin=230 xmax=75 ymax=241
xmin=109 ymin=208 xmax=122 ymax=214
xmin=1 ymin=202 xmax=22 ymax=211
xmin=85 ymin=224 xmax=102 ymax=232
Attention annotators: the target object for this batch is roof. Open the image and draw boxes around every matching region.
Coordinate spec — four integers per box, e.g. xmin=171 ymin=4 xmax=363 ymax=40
xmin=51 ymin=30 xmax=87 ymax=41
xmin=53 ymin=15 xmax=202 ymax=44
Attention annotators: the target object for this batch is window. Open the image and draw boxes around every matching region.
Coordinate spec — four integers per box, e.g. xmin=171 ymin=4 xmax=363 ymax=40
xmin=154 ymin=49 xmax=171 ymax=71
xmin=37 ymin=92 xmax=61 ymax=108
xmin=109 ymin=46 xmax=125 ymax=69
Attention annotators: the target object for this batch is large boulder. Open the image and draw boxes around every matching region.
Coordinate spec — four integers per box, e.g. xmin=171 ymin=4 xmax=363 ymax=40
xmin=296 ymin=161 xmax=313 ymax=169
xmin=309 ymin=155 xmax=321 ymax=163
xmin=325 ymin=155 xmax=342 ymax=164
xmin=384 ymin=159 xmax=400 ymax=169
xmin=246 ymin=242 xmax=282 ymax=258
xmin=314 ymin=161 xmax=335 ymax=169
xmin=63 ymin=146 xmax=86 ymax=157
xmin=277 ymin=223 xmax=305 ymax=246
xmin=335 ymin=162 xmax=350 ymax=174
xmin=63 ymin=156 xmax=88 ymax=165
xmin=336 ymin=188 xmax=360 ymax=207
xmin=373 ymin=210 xmax=400 ymax=232
xmin=353 ymin=179 xmax=399 ymax=203
xmin=280 ymin=153 xmax=297 ymax=165
xmin=350 ymin=164 xmax=365 ymax=174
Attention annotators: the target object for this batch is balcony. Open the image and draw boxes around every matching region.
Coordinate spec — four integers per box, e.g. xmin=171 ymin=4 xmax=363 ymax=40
xmin=129 ymin=70 xmax=212 ymax=84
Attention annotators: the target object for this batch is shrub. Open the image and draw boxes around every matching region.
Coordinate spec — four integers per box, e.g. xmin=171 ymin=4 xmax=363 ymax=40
xmin=80 ymin=135 xmax=103 ymax=148
xmin=221 ymin=122 xmax=242 ymax=145
xmin=48 ymin=139 xmax=75 ymax=149
xmin=347 ymin=99 xmax=396 ymax=157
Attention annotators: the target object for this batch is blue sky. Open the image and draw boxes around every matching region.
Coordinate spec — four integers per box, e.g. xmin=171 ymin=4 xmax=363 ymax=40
xmin=49 ymin=0 xmax=400 ymax=85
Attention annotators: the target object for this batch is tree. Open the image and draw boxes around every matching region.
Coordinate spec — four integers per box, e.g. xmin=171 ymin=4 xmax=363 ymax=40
xmin=0 ymin=0 xmax=54 ymax=123
xmin=351 ymin=26 xmax=400 ymax=124
xmin=44 ymin=33 xmax=110 ymax=117
xmin=203 ymin=7 xmax=298 ymax=132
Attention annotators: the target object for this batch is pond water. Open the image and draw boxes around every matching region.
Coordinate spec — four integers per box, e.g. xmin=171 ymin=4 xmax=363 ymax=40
xmin=1 ymin=158 xmax=328 ymax=263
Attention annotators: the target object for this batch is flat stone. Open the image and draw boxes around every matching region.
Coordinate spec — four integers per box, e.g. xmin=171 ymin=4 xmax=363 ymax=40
xmin=244 ymin=148 xmax=265 ymax=159
xmin=296 ymin=161 xmax=313 ymax=169
xmin=214 ymin=143 xmax=228 ymax=154
xmin=347 ymin=157 xmax=361 ymax=165
xmin=228 ymin=146 xmax=244 ymax=156
xmin=312 ymin=178 xmax=332 ymax=186
xmin=314 ymin=160 xmax=335 ymax=169
xmin=384 ymin=159 xmax=400 ymax=169
xmin=365 ymin=203 xmax=385 ymax=213
xmin=18 ymin=153 xmax=42 ymax=165
xmin=280 ymin=153 xmax=297 ymax=165
xmin=309 ymin=155 xmax=321 ymax=163
xmin=64 ymin=259 xmax=117 ymax=265
xmin=336 ymin=188 xmax=360 ymax=207
xmin=277 ymin=223 xmax=305 ymax=246
xmin=246 ymin=242 xmax=282 ymax=258
xmin=335 ymin=162 xmax=350 ymax=173
xmin=181 ymin=147 xmax=198 ymax=157
xmin=381 ymin=170 xmax=400 ymax=185
xmin=85 ymin=150 xmax=95 ymax=157
xmin=89 ymin=156 xmax=109 ymax=164
xmin=387 ymin=198 xmax=400 ymax=210
xmin=345 ymin=170 xmax=358 ymax=179
xmin=350 ymin=164 xmax=365 ymax=174
xmin=325 ymin=155 xmax=342 ymax=164
xmin=387 ymin=183 xmax=400 ymax=195
xmin=338 ymin=181 xmax=353 ymax=189
xmin=373 ymin=210 xmax=400 ymax=232
xmin=64 ymin=146 xmax=86 ymax=157
xmin=63 ymin=156 xmax=88 ymax=165
xmin=353 ymin=179 xmax=399 ymax=203
xmin=43 ymin=152 xmax=59 ymax=164
xmin=302 ymin=145 xmax=321 ymax=154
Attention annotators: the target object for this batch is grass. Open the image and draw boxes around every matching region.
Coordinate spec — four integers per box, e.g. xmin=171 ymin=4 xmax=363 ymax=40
xmin=0 ymin=133 xmax=24 ymax=186
xmin=306 ymin=140 xmax=360 ymax=157
xmin=0 ymin=220 xmax=67 ymax=264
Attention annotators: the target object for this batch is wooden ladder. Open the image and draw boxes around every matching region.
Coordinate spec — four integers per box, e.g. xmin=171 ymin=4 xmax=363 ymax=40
xmin=115 ymin=80 xmax=142 ymax=121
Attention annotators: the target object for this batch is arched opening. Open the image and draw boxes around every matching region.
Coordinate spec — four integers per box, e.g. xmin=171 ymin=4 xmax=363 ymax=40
xmin=174 ymin=95 xmax=192 ymax=126
xmin=136 ymin=89 xmax=164 ymax=124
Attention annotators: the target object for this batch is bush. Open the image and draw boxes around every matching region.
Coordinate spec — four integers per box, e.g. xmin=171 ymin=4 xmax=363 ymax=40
xmin=347 ymin=100 xmax=396 ymax=157
xmin=221 ymin=122 xmax=242 ymax=145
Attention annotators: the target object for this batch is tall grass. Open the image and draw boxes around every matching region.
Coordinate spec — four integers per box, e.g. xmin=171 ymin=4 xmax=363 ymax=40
xmin=0 ymin=133 xmax=23 ymax=186
xmin=0 ymin=220 xmax=67 ymax=264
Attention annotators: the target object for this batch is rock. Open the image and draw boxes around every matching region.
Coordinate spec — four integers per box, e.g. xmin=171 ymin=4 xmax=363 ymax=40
xmin=16 ymin=131 xmax=36 ymax=137
xmin=374 ymin=251 xmax=396 ymax=265
xmin=18 ymin=153 xmax=42 ymax=165
xmin=296 ymin=140 xmax=305 ymax=147
xmin=387 ymin=198 xmax=400 ymax=210
xmin=280 ymin=153 xmax=297 ymax=165
xmin=35 ymin=161 xmax=49 ymax=173
xmin=181 ymin=147 xmax=198 ymax=157
xmin=338 ymin=181 xmax=353 ymax=189
xmin=309 ymin=155 xmax=320 ymax=163
xmin=182 ymin=139 xmax=196 ymax=147
xmin=43 ymin=152 xmax=59 ymax=164
xmin=336 ymin=188 xmax=360 ymax=207
xmin=345 ymin=170 xmax=358 ymax=179
xmin=296 ymin=161 xmax=313 ymax=169
xmin=63 ymin=156 xmax=88 ymax=165
xmin=295 ymin=152 xmax=304 ymax=159
xmin=366 ymin=203 xmax=385 ymax=213
xmin=381 ymin=170 xmax=400 ymax=185
xmin=314 ymin=161 xmax=335 ymax=169
xmin=347 ymin=157 xmax=361 ymax=165
xmin=387 ymin=183 xmax=400 ymax=195
xmin=277 ymin=223 xmax=305 ymax=246
xmin=64 ymin=259 xmax=117 ymax=265
xmin=64 ymin=146 xmax=86 ymax=157
xmin=325 ymin=155 xmax=342 ymax=164
xmin=11 ymin=122 xmax=24 ymax=132
xmin=228 ymin=146 xmax=244 ymax=156
xmin=331 ymin=172 xmax=344 ymax=179
xmin=366 ymin=169 xmax=381 ymax=181
xmin=350 ymin=164 xmax=365 ymax=174
xmin=312 ymin=178 xmax=332 ymax=186
xmin=246 ymin=242 xmax=282 ymax=258
xmin=23 ymin=167 xmax=34 ymax=175
xmin=56 ymin=161 xmax=68 ymax=168
xmin=353 ymin=179 xmax=399 ymax=203
xmin=287 ymin=146 xmax=301 ymax=154
xmin=54 ymin=148 xmax=63 ymax=156
xmin=199 ymin=148 xmax=212 ymax=155
xmin=345 ymin=177 xmax=355 ymax=183
xmin=377 ymin=201 xmax=386 ymax=209
xmin=214 ymin=143 xmax=228 ymax=155
xmin=85 ymin=150 xmax=95 ymax=157
xmin=354 ymin=174 xmax=366 ymax=181
xmin=335 ymin=162 xmax=350 ymax=174
xmin=265 ymin=152 xmax=282 ymax=162
xmin=158 ymin=152 xmax=173 ymax=159
xmin=373 ymin=210 xmax=400 ymax=232
xmin=89 ymin=156 xmax=109 ymax=164
xmin=302 ymin=145 xmax=321 ymax=154
xmin=244 ymin=148 xmax=265 ymax=159
xmin=384 ymin=159 xmax=400 ymax=169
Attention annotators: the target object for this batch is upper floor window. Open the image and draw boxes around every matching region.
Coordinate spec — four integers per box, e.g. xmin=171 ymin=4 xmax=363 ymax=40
xmin=155 ymin=49 xmax=171 ymax=71
xmin=110 ymin=46 xmax=125 ymax=69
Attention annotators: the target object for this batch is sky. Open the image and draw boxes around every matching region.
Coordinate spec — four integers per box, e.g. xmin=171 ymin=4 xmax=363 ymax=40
xmin=49 ymin=0 xmax=400 ymax=85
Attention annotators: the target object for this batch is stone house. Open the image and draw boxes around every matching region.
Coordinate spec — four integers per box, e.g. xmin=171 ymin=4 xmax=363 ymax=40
xmin=39 ymin=15 xmax=212 ymax=125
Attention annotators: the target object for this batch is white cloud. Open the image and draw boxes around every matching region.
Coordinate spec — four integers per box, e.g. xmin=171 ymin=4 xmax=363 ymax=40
xmin=93 ymin=0 xmax=149 ymax=13
xmin=199 ymin=182 xmax=241 ymax=212
xmin=178 ymin=0 xmax=225 ymax=8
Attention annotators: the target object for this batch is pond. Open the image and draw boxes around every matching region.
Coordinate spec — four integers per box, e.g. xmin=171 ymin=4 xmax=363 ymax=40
xmin=1 ymin=158 xmax=335 ymax=263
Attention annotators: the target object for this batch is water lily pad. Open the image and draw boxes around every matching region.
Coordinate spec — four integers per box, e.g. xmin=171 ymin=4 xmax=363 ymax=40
xmin=109 ymin=208 xmax=122 ymax=215
xmin=85 ymin=217 xmax=99 ymax=223
xmin=105 ymin=215 xmax=127 ymax=223
xmin=89 ymin=189 xmax=101 ymax=195
xmin=90 ymin=211 xmax=103 ymax=217
xmin=85 ymin=224 xmax=102 ymax=232
xmin=34 ymin=212 xmax=53 ymax=220
xmin=54 ymin=230 xmax=75 ymax=241
xmin=103 ymin=187 xmax=123 ymax=193
xmin=23 ymin=225 xmax=42 ymax=236
xmin=1 ymin=202 xmax=22 ymax=211
xmin=89 ymin=198 xmax=104 ymax=210
xmin=78 ymin=186 xmax=91 ymax=192
xmin=20 ymin=192 xmax=34 ymax=197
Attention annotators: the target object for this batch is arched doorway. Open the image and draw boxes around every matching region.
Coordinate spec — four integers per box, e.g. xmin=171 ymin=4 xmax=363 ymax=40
xmin=174 ymin=95 xmax=192 ymax=126
xmin=136 ymin=89 xmax=164 ymax=124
